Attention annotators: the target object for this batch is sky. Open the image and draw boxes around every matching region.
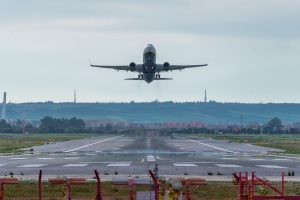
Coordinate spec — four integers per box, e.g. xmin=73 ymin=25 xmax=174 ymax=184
xmin=0 ymin=0 xmax=300 ymax=103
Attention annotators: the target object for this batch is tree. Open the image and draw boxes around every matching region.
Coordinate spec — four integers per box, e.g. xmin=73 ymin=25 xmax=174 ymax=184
xmin=263 ymin=117 xmax=284 ymax=134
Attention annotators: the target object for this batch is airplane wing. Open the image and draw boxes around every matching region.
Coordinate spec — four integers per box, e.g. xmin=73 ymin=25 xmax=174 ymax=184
xmin=157 ymin=64 xmax=207 ymax=72
xmin=90 ymin=64 xmax=131 ymax=71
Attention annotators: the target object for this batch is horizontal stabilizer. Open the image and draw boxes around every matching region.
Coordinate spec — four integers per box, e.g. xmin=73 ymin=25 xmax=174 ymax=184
xmin=125 ymin=78 xmax=173 ymax=80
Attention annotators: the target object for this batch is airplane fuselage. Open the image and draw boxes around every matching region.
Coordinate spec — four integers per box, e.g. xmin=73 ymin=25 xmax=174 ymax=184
xmin=142 ymin=44 xmax=157 ymax=83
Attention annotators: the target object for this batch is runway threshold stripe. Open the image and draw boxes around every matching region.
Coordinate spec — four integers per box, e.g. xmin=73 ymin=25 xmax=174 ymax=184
xmin=107 ymin=163 xmax=131 ymax=167
xmin=63 ymin=164 xmax=88 ymax=167
xmin=173 ymin=163 xmax=197 ymax=167
xmin=215 ymin=164 xmax=242 ymax=168
xmin=257 ymin=165 xmax=287 ymax=169
xmin=64 ymin=135 xmax=124 ymax=153
xmin=18 ymin=164 xmax=48 ymax=168
xmin=175 ymin=136 xmax=236 ymax=153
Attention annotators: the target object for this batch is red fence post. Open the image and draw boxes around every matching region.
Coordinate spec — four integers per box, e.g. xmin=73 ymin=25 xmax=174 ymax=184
xmin=38 ymin=170 xmax=42 ymax=200
xmin=0 ymin=181 xmax=3 ymax=200
xmin=282 ymin=171 xmax=285 ymax=195
xmin=94 ymin=170 xmax=102 ymax=200
xmin=149 ymin=170 xmax=158 ymax=200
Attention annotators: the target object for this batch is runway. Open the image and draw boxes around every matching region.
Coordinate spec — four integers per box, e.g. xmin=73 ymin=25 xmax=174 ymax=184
xmin=0 ymin=135 xmax=300 ymax=178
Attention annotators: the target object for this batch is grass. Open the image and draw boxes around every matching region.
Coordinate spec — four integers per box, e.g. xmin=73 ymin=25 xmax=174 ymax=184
xmin=181 ymin=133 xmax=300 ymax=155
xmin=1 ymin=181 xmax=300 ymax=200
xmin=0 ymin=133 xmax=99 ymax=153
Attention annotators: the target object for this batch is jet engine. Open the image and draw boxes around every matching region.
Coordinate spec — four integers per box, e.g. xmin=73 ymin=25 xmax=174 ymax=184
xmin=163 ymin=62 xmax=170 ymax=71
xmin=129 ymin=62 xmax=136 ymax=72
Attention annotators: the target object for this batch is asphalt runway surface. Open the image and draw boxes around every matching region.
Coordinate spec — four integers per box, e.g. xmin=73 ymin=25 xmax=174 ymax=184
xmin=1 ymin=135 xmax=300 ymax=178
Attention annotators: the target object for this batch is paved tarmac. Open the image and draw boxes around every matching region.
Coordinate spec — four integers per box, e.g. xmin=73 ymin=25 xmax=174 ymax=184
xmin=1 ymin=135 xmax=300 ymax=179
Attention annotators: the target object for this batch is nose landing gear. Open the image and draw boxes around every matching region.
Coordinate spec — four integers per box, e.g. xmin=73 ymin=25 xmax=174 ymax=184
xmin=155 ymin=74 xmax=161 ymax=79
xmin=138 ymin=74 xmax=143 ymax=79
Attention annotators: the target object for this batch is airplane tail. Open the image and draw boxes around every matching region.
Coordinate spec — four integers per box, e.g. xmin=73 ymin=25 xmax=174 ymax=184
xmin=125 ymin=78 xmax=173 ymax=80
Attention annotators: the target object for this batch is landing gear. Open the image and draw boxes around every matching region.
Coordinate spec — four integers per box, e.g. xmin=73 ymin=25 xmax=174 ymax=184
xmin=138 ymin=74 xmax=143 ymax=79
xmin=155 ymin=74 xmax=161 ymax=79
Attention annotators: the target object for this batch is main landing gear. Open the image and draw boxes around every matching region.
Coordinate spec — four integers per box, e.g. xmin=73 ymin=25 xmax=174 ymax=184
xmin=155 ymin=74 xmax=161 ymax=79
xmin=138 ymin=74 xmax=143 ymax=79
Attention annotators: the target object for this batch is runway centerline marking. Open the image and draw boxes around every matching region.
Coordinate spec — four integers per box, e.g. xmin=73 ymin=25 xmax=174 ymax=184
xmin=147 ymin=155 xmax=156 ymax=162
xmin=18 ymin=164 xmax=48 ymax=168
xmin=64 ymin=135 xmax=124 ymax=153
xmin=175 ymin=136 xmax=236 ymax=153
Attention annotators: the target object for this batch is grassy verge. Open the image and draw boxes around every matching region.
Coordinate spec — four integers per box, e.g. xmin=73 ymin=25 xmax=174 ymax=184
xmin=2 ymin=181 xmax=300 ymax=199
xmin=0 ymin=133 xmax=99 ymax=153
xmin=182 ymin=134 xmax=300 ymax=154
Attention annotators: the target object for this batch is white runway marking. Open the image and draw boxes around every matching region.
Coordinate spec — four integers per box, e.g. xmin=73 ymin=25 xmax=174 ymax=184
xmin=222 ymin=158 xmax=238 ymax=160
xmin=63 ymin=164 xmax=88 ymax=167
xmin=113 ymin=148 xmax=120 ymax=150
xmin=215 ymin=164 xmax=242 ymax=168
xmin=64 ymin=157 xmax=80 ymax=160
xmin=10 ymin=157 xmax=27 ymax=160
xmin=37 ymin=158 xmax=54 ymax=160
xmin=85 ymin=153 xmax=97 ymax=156
xmin=257 ymin=165 xmax=287 ymax=169
xmin=107 ymin=163 xmax=131 ymax=167
xmin=80 ymin=161 xmax=132 ymax=164
xmin=18 ymin=164 xmax=47 ymax=168
xmin=0 ymin=164 xmax=7 ymax=167
xmin=64 ymin=135 xmax=124 ymax=153
xmin=273 ymin=159 xmax=291 ymax=161
xmin=173 ymin=163 xmax=197 ymax=167
xmin=249 ymin=158 xmax=265 ymax=161
xmin=175 ymin=136 xmax=236 ymax=153
xmin=147 ymin=155 xmax=156 ymax=162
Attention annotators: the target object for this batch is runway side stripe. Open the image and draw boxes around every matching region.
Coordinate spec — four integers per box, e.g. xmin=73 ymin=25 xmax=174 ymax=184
xmin=175 ymin=136 xmax=236 ymax=153
xmin=64 ymin=135 xmax=124 ymax=153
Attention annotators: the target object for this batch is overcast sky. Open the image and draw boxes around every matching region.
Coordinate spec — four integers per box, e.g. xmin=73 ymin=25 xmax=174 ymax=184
xmin=0 ymin=0 xmax=299 ymax=103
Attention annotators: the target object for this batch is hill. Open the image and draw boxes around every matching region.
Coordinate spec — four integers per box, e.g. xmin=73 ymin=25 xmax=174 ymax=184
xmin=2 ymin=102 xmax=300 ymax=124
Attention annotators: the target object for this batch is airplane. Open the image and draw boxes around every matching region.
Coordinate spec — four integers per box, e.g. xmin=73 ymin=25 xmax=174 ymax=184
xmin=90 ymin=44 xmax=207 ymax=83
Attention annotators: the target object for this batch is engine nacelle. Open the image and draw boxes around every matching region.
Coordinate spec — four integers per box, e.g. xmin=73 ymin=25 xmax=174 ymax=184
xmin=129 ymin=62 xmax=136 ymax=72
xmin=163 ymin=62 xmax=170 ymax=71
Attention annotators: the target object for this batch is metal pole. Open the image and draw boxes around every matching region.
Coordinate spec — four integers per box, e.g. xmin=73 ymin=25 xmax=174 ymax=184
xmin=38 ymin=170 xmax=42 ymax=200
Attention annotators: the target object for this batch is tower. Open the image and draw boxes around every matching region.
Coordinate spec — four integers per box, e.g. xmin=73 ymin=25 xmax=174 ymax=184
xmin=74 ymin=90 xmax=77 ymax=103
xmin=204 ymin=89 xmax=207 ymax=103
xmin=1 ymin=92 xmax=7 ymax=120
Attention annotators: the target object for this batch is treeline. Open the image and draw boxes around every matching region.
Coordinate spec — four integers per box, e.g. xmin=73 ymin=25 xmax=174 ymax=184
xmin=0 ymin=117 xmax=86 ymax=133
xmin=0 ymin=116 xmax=300 ymax=134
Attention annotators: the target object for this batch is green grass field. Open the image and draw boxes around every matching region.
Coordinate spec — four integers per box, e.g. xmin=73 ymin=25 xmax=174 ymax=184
xmin=0 ymin=133 xmax=98 ymax=153
xmin=187 ymin=134 xmax=300 ymax=155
